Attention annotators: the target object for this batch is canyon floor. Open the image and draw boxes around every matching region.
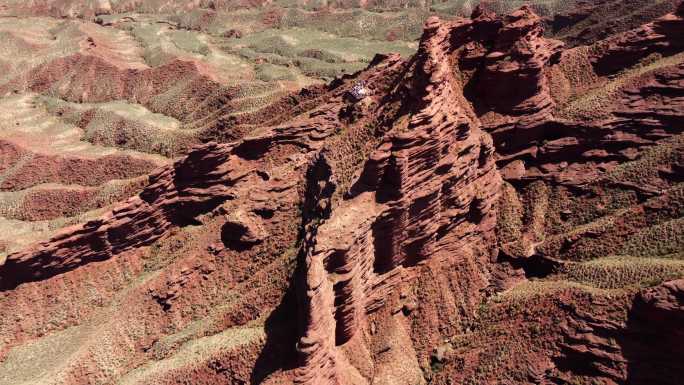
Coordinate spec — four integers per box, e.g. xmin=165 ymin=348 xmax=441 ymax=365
xmin=0 ymin=1 xmax=683 ymax=385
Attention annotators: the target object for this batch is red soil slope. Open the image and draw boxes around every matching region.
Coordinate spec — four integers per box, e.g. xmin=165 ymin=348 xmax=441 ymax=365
xmin=0 ymin=3 xmax=683 ymax=385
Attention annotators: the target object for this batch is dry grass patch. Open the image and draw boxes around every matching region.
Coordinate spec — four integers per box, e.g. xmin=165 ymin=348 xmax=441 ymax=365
xmin=562 ymin=255 xmax=684 ymax=289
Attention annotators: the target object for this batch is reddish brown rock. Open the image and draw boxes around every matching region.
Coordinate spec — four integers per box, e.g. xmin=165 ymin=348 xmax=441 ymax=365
xmin=553 ymin=280 xmax=684 ymax=385
xmin=0 ymin=145 xmax=157 ymax=192
xmin=544 ymin=0 xmax=682 ymax=48
xmin=592 ymin=5 xmax=684 ymax=75
xmin=221 ymin=210 xmax=268 ymax=250
xmin=295 ymin=14 xmax=501 ymax=385
xmin=480 ymin=5 xmax=684 ymax=187
xmin=634 ymin=279 xmax=684 ymax=336
xmin=476 ymin=6 xmax=564 ymax=117
xmin=1 ymin=3 xmax=684 ymax=385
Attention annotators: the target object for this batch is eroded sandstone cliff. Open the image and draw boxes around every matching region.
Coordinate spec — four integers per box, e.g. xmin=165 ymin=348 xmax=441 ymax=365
xmin=1 ymin=3 xmax=683 ymax=385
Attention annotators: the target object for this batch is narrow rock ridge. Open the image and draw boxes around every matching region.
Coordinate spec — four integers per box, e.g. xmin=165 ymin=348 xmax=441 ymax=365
xmin=295 ymin=15 xmax=501 ymax=384
xmin=0 ymin=142 xmax=226 ymax=290
xmin=0 ymin=100 xmax=348 ymax=290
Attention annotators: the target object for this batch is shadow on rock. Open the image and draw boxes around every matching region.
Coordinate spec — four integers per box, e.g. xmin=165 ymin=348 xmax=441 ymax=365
xmin=619 ymin=280 xmax=684 ymax=385
xmin=250 ymin=276 xmax=300 ymax=384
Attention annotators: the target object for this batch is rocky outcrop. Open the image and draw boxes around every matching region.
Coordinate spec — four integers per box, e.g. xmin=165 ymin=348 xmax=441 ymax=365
xmin=2 ymin=3 xmax=684 ymax=385
xmin=295 ymin=14 xmax=501 ymax=385
xmin=413 ymin=5 xmax=569 ymax=183
xmin=592 ymin=3 xmax=684 ymax=75
xmin=0 ymin=88 xmax=350 ymax=290
xmin=0 ymin=142 xmax=231 ymax=290
xmin=476 ymin=4 xmax=684 ymax=187
xmin=554 ymin=280 xmax=684 ymax=385
xmin=544 ymin=0 xmax=681 ymax=48
xmin=622 ymin=280 xmax=684 ymax=385
xmin=472 ymin=6 xmax=563 ymax=120
xmin=635 ymin=279 xmax=684 ymax=328
xmin=504 ymin=60 xmax=684 ymax=187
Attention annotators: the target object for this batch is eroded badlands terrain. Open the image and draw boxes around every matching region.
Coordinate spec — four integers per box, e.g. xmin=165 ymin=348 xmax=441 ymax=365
xmin=0 ymin=1 xmax=683 ymax=385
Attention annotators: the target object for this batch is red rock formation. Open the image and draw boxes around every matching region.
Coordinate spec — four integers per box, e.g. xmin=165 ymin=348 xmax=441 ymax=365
xmin=2 ymin=12 xmax=503 ymax=379
xmin=553 ymin=280 xmax=684 ymax=385
xmin=1 ymin=4 xmax=684 ymax=385
xmin=1 ymin=56 xmax=230 ymax=126
xmin=0 ymin=131 xmax=309 ymax=290
xmin=295 ymin=14 xmax=501 ymax=384
xmin=473 ymin=6 xmax=563 ymax=118
xmin=636 ymin=279 xmax=684 ymax=327
xmin=0 ymin=73 xmax=354 ymax=382
xmin=544 ymin=0 xmax=682 ymax=48
xmin=474 ymin=4 xmax=684 ymax=187
xmin=411 ymin=5 xmax=568 ymax=184
xmin=622 ymin=280 xmax=684 ymax=384
xmin=592 ymin=2 xmax=684 ymax=75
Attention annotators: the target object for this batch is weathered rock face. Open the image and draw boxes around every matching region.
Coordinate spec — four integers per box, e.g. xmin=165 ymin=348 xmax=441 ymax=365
xmin=484 ymin=3 xmax=684 ymax=267
xmin=448 ymin=3 xmax=684 ymax=189
xmin=635 ymin=279 xmax=684 ymax=328
xmin=1 ymin=3 xmax=684 ymax=385
xmin=0 ymin=142 xmax=227 ymax=290
xmin=0 ymin=91 xmax=350 ymax=290
xmin=592 ymin=2 xmax=684 ymax=75
xmin=421 ymin=4 xmax=568 ymax=182
xmin=295 ymin=15 xmax=501 ymax=384
xmin=472 ymin=4 xmax=684 ymax=384
xmin=544 ymin=0 xmax=682 ymax=48
xmin=0 ymin=75 xmax=350 ymax=383
xmin=472 ymin=6 xmax=563 ymax=119
xmin=621 ymin=280 xmax=684 ymax=385
xmin=551 ymin=279 xmax=684 ymax=385
xmin=0 ymin=9 xmax=504 ymax=383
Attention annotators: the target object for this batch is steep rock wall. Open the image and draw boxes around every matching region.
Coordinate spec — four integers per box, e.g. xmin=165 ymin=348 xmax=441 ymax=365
xmin=295 ymin=14 xmax=501 ymax=385
xmin=1 ymin=4 xmax=683 ymax=385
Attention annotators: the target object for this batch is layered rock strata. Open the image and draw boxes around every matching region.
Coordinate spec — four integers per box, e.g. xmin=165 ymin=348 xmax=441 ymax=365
xmin=489 ymin=4 xmax=684 ymax=186
xmin=554 ymin=279 xmax=684 ymax=385
xmin=0 ymin=92 xmax=350 ymax=290
xmin=1 ymin=4 xmax=684 ymax=385
xmin=295 ymin=14 xmax=501 ymax=384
